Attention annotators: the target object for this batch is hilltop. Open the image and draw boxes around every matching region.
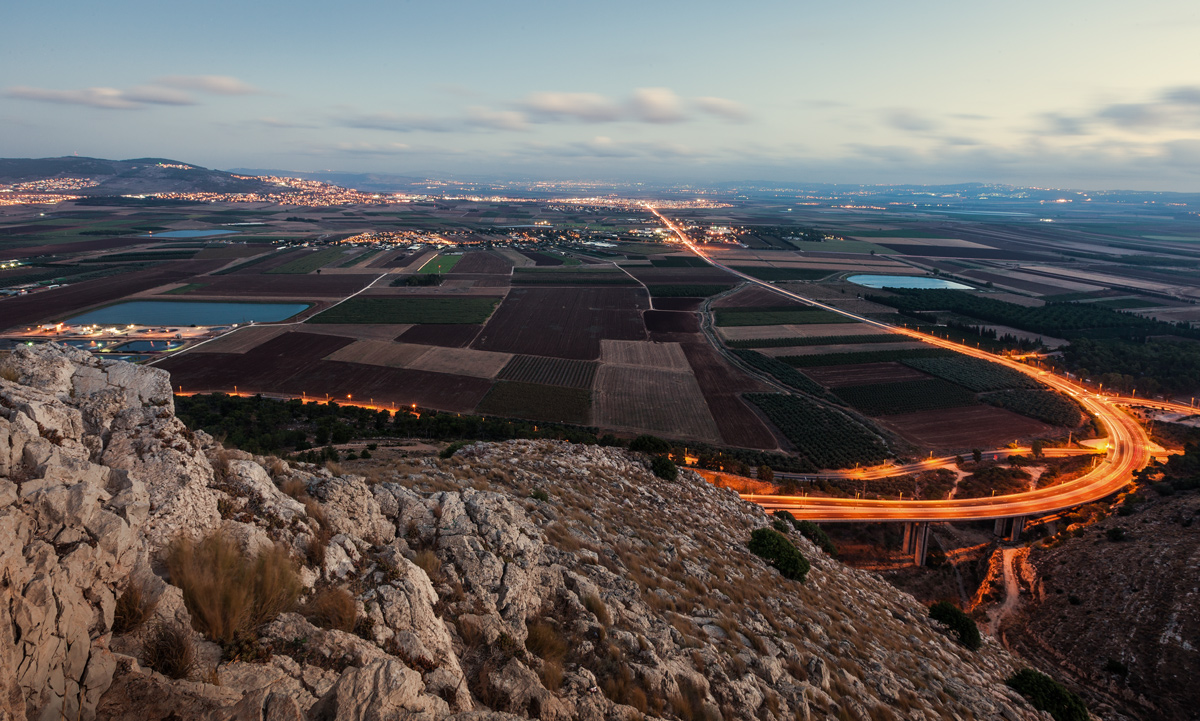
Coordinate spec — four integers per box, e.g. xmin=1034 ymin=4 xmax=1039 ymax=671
xmin=0 ymin=343 xmax=1070 ymax=720
xmin=0 ymin=156 xmax=272 ymax=195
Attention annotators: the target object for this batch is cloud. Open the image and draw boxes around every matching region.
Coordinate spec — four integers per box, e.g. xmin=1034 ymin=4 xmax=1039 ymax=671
xmin=6 ymin=86 xmax=141 ymax=109
xmin=5 ymin=74 xmax=261 ymax=110
xmin=331 ymin=141 xmax=411 ymax=155
xmin=259 ymin=117 xmax=316 ymax=129
xmin=694 ymin=96 xmax=750 ymax=122
xmin=338 ymin=112 xmax=454 ymax=133
xmin=1041 ymin=113 xmax=1088 ymax=136
xmin=465 ymin=106 xmax=530 ymax=131
xmin=1091 ymin=85 xmax=1200 ymax=132
xmin=522 ymin=91 xmax=622 ymax=122
xmin=886 ymin=109 xmax=938 ymax=133
xmin=629 ymin=87 xmax=686 ymax=123
xmin=520 ymin=136 xmax=705 ymax=160
xmin=154 ymin=75 xmax=261 ymax=95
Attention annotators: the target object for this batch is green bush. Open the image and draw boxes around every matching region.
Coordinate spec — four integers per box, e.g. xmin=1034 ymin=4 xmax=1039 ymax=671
xmin=929 ymin=601 xmax=981 ymax=650
xmin=1006 ymin=669 xmax=1089 ymax=721
xmin=440 ymin=440 xmax=470 ymax=459
xmin=748 ymin=528 xmax=809 ymax=582
xmin=650 ymin=455 xmax=678 ymax=481
xmin=794 ymin=520 xmax=838 ymax=557
xmin=630 ymin=435 xmax=671 ymax=454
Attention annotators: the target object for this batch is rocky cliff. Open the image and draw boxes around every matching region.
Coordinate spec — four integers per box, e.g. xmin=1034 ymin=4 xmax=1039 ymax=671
xmin=0 ymin=344 xmax=1058 ymax=721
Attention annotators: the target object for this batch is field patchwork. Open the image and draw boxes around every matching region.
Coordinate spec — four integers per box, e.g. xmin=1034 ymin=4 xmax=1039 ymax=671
xmin=599 ymin=339 xmax=691 ymax=371
xmin=496 ymin=355 xmax=599 ymax=389
xmin=592 ymin=365 xmax=721 ymax=443
xmin=308 ymin=296 xmax=499 ymax=324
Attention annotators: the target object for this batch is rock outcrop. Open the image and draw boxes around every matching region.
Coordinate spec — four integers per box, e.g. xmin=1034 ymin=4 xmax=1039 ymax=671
xmin=1 ymin=344 xmax=1059 ymax=720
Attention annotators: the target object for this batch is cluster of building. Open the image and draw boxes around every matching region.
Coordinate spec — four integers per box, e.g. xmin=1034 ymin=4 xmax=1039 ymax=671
xmin=0 ymin=193 xmax=85 ymax=207
xmin=1 ymin=177 xmax=100 ymax=192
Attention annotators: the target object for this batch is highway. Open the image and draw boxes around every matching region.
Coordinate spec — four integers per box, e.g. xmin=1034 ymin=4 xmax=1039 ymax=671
xmin=645 ymin=205 xmax=1152 ymax=522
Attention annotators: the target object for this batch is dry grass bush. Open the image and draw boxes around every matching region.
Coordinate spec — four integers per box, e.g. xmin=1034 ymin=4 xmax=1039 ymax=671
xmin=167 ymin=531 xmax=301 ymax=645
xmin=280 ymin=477 xmax=308 ymax=500
xmin=670 ymin=676 xmax=720 ymax=721
xmin=413 ymin=549 xmax=443 ymax=583
xmin=211 ymin=448 xmax=234 ymax=482
xmin=303 ymin=498 xmax=332 ymax=567
xmin=301 ymin=586 xmax=357 ymax=632
xmin=141 ymin=622 xmax=195 ymax=680
xmin=582 ymin=593 xmax=611 ymax=626
xmin=325 ymin=460 xmax=343 ymax=475
xmin=267 ymin=457 xmax=287 ymax=478
xmin=525 ymin=620 xmax=568 ymax=691
xmin=113 ymin=577 xmax=158 ymax=634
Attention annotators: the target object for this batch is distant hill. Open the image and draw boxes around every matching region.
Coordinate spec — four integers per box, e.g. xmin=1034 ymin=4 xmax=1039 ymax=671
xmin=0 ymin=156 xmax=273 ymax=195
xmin=229 ymin=167 xmax=428 ymax=192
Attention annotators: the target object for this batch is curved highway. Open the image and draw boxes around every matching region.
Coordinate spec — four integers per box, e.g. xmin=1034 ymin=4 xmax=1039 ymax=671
xmin=645 ymin=206 xmax=1151 ymax=522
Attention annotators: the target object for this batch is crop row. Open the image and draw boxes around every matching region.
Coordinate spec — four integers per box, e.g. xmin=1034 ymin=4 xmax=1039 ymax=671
xmin=833 ymin=379 xmax=978 ymax=416
xmin=780 ymin=347 xmax=953 ymax=368
xmin=730 ymin=350 xmax=836 ymax=399
xmin=981 ymin=390 xmax=1084 ymax=427
xmin=648 ymin=284 xmax=733 ymax=297
xmin=267 ymin=247 xmax=347 ymax=274
xmin=745 ymin=393 xmax=890 ymax=469
xmin=725 ymin=334 xmax=905 ymax=349
xmin=714 ymin=307 xmax=846 ymax=327
xmin=729 ymin=266 xmax=834 ymax=282
xmin=902 ymin=356 xmax=1042 ymax=392
xmin=866 ymin=288 xmax=1197 ymax=340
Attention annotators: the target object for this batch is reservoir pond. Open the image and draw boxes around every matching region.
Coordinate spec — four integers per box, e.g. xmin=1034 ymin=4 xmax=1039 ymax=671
xmin=846 ymin=274 xmax=973 ymax=290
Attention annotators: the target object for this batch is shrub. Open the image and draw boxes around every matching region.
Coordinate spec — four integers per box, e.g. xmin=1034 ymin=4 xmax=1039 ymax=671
xmin=1103 ymin=658 xmax=1128 ymax=675
xmin=757 ymin=465 xmax=774 ymax=483
xmin=747 ymin=528 xmax=809 ymax=582
xmin=530 ymin=488 xmax=550 ymax=502
xmin=166 ymin=531 xmax=301 ymax=646
xmin=113 ymin=577 xmax=158 ymax=634
xmin=772 ymin=519 xmax=791 ymax=533
xmin=929 ymin=601 xmax=981 ymax=651
xmin=651 ymin=455 xmax=678 ymax=481
xmin=630 ymin=435 xmax=671 ymax=454
xmin=301 ymin=586 xmax=357 ymax=632
xmin=525 ymin=620 xmax=568 ymax=667
xmin=1067 ymin=595 xmax=1082 ymax=606
xmin=141 ymin=623 xmax=195 ymax=680
xmin=583 ymin=593 xmax=612 ymax=626
xmin=794 ymin=520 xmax=838 ymax=557
xmin=440 ymin=440 xmax=470 ymax=459
xmin=1006 ymin=669 xmax=1089 ymax=721
xmin=1106 ymin=527 xmax=1126 ymax=542
xmin=413 ymin=549 xmax=443 ymax=583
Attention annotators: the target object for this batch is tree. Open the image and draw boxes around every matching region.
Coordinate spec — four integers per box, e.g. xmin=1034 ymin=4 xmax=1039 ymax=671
xmin=630 ymin=435 xmax=671 ymax=455
xmin=1006 ymin=669 xmax=1089 ymax=721
xmin=748 ymin=528 xmax=809 ymax=582
xmin=972 ymin=448 xmax=983 ymax=464
xmin=1031 ymin=440 xmax=1045 ymax=459
xmin=757 ymin=465 xmax=774 ymax=483
xmin=929 ymin=601 xmax=981 ymax=650
xmin=650 ymin=455 xmax=678 ymax=481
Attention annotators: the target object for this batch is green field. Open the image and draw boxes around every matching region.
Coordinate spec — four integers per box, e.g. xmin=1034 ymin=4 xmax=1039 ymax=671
xmin=475 ymin=381 xmax=591 ymax=425
xmin=418 ymin=254 xmax=463 ymax=274
xmin=338 ymin=248 xmax=382 ymax=267
xmin=267 ymin=247 xmax=348 ymax=274
xmin=307 ymin=297 xmax=498 ymax=324
xmin=780 ymin=347 xmax=953 ymax=367
xmin=725 ymin=334 xmax=907 ymax=349
xmin=714 ymin=307 xmax=846 ymax=327
xmin=730 ymin=266 xmax=835 ymax=282
xmin=164 ymin=283 xmax=209 ymax=295
xmin=648 ymin=284 xmax=734 ymax=297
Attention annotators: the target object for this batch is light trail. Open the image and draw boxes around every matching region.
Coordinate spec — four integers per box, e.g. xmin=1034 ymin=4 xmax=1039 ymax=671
xmin=644 ymin=205 xmax=1151 ymax=522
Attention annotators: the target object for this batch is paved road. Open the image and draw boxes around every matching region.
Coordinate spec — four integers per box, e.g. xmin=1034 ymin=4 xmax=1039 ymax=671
xmin=645 ymin=205 xmax=1151 ymax=522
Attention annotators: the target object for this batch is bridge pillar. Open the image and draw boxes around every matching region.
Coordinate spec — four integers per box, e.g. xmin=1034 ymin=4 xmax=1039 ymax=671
xmin=1008 ymin=516 xmax=1025 ymax=542
xmin=902 ymin=522 xmax=916 ymax=554
xmin=993 ymin=516 xmax=1027 ymax=542
xmin=912 ymin=522 xmax=931 ymax=567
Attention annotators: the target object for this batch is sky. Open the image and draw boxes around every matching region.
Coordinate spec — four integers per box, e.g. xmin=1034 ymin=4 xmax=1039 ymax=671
xmin=4 ymin=0 xmax=1200 ymax=190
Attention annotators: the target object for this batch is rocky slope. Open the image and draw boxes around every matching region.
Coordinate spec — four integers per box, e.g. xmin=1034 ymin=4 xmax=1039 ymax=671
xmin=0 ymin=343 xmax=1061 ymax=721
xmin=1002 ymin=493 xmax=1200 ymax=721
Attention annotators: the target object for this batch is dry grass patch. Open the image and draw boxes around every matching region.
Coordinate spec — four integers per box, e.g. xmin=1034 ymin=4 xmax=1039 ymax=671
xmin=413 ymin=549 xmax=443 ymax=583
xmin=301 ymin=586 xmax=358 ymax=632
xmin=142 ymin=622 xmax=195 ymax=680
xmin=166 ymin=531 xmax=302 ymax=645
xmin=113 ymin=576 xmax=158 ymax=634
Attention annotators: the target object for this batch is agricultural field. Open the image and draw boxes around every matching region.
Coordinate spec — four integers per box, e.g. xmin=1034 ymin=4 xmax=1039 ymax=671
xmin=800 ymin=362 xmax=930 ymax=388
xmin=646 ymin=284 xmax=733 ymax=297
xmin=726 ymin=333 xmax=908 ymax=349
xmin=730 ymin=349 xmax=833 ymax=398
xmin=475 ymin=381 xmax=590 ymax=424
xmin=266 ymin=247 xmax=348 ymax=274
xmin=981 ymin=389 xmax=1084 ymax=427
xmin=833 ymin=379 xmax=979 ymax=416
xmin=901 ymin=355 xmax=1042 ymax=392
xmin=780 ymin=348 xmax=953 ymax=368
xmin=728 ymin=266 xmax=834 ymax=281
xmin=308 ymin=297 xmax=499 ymax=324
xmin=473 ymin=287 xmax=647 ymax=360
xmin=396 ymin=324 xmax=483 ymax=348
xmin=714 ymin=307 xmax=847 ymax=327
xmin=496 ymin=355 xmax=599 ymax=389
xmin=678 ymin=341 xmax=780 ymax=450
xmin=418 ymin=253 xmax=463 ymax=274
xmin=744 ymin=393 xmax=891 ymax=469
xmin=452 ymin=251 xmax=513 ymax=274
xmin=592 ymin=365 xmax=721 ymax=442
xmin=599 ymin=339 xmax=691 ymax=371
